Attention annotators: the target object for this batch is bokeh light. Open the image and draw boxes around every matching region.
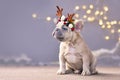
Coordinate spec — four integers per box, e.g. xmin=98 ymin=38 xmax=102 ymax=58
xmin=105 ymin=36 xmax=110 ymax=40
xmin=103 ymin=6 xmax=109 ymax=12
xmin=75 ymin=5 xmax=80 ymax=10
xmin=82 ymin=5 xmax=87 ymax=9
xmin=32 ymin=13 xmax=37 ymax=18
xmin=46 ymin=16 xmax=51 ymax=21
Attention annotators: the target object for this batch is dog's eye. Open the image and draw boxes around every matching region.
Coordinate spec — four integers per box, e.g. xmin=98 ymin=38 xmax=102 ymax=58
xmin=62 ymin=26 xmax=68 ymax=31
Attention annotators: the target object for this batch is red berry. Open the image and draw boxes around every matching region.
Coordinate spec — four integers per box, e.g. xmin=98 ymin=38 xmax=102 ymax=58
xmin=58 ymin=19 xmax=61 ymax=22
xmin=64 ymin=22 xmax=66 ymax=25
xmin=71 ymin=27 xmax=74 ymax=31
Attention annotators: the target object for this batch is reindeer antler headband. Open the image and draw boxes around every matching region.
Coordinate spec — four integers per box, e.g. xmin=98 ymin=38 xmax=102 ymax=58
xmin=56 ymin=6 xmax=75 ymax=31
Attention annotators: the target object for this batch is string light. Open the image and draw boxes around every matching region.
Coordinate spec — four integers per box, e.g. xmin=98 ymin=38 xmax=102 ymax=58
xmin=75 ymin=13 xmax=79 ymax=18
xmin=99 ymin=19 xmax=103 ymax=25
xmin=103 ymin=6 xmax=109 ymax=12
xmin=103 ymin=16 xmax=108 ymax=20
xmin=32 ymin=13 xmax=37 ymax=18
xmin=105 ymin=36 xmax=110 ymax=40
xmin=100 ymin=11 xmax=104 ymax=15
xmin=110 ymin=21 xmax=114 ymax=25
xmin=113 ymin=20 xmax=117 ymax=24
xmin=75 ymin=5 xmax=80 ymax=10
xmin=101 ymin=25 xmax=105 ymax=29
xmin=83 ymin=15 xmax=87 ymax=19
xmin=89 ymin=4 xmax=94 ymax=9
xmin=46 ymin=16 xmax=51 ymax=21
xmin=95 ymin=10 xmax=100 ymax=15
xmin=118 ymin=29 xmax=120 ymax=33
xmin=87 ymin=17 xmax=95 ymax=22
xmin=119 ymin=37 xmax=120 ymax=41
xmin=82 ymin=5 xmax=87 ymax=10
xmin=118 ymin=21 xmax=120 ymax=24
xmin=86 ymin=9 xmax=91 ymax=14
xmin=111 ymin=29 xmax=115 ymax=34
xmin=107 ymin=25 xmax=111 ymax=29
xmin=106 ymin=21 xmax=110 ymax=25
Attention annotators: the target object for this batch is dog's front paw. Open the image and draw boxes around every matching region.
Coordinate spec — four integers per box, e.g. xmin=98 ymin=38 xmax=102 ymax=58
xmin=81 ymin=70 xmax=91 ymax=76
xmin=57 ymin=69 xmax=66 ymax=75
xmin=74 ymin=70 xmax=82 ymax=74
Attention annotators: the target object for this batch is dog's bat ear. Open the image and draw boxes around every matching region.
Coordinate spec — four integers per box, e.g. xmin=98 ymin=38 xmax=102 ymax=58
xmin=74 ymin=19 xmax=84 ymax=32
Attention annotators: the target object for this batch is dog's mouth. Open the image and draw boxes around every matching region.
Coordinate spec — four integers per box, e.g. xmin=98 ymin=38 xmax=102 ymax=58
xmin=56 ymin=37 xmax=64 ymax=41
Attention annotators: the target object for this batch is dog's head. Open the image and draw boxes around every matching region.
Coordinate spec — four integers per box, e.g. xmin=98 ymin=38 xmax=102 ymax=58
xmin=52 ymin=6 xmax=84 ymax=42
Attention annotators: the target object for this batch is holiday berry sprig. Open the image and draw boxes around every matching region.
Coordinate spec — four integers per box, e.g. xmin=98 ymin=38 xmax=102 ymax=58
xmin=56 ymin=6 xmax=75 ymax=31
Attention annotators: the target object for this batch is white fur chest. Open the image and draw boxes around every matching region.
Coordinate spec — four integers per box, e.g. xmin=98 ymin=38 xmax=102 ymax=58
xmin=67 ymin=46 xmax=76 ymax=53
xmin=64 ymin=45 xmax=82 ymax=63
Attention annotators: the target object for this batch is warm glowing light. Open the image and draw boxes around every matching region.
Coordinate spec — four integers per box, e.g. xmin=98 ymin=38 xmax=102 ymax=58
xmin=87 ymin=17 xmax=91 ymax=21
xmin=86 ymin=9 xmax=91 ymax=14
xmin=113 ymin=20 xmax=117 ymax=24
xmin=87 ymin=17 xmax=95 ymax=22
xmin=75 ymin=13 xmax=79 ymax=18
xmin=89 ymin=4 xmax=94 ymax=9
xmin=32 ymin=13 xmax=37 ymax=18
xmin=111 ymin=29 xmax=115 ymax=34
xmin=99 ymin=19 xmax=103 ymax=25
xmin=118 ymin=29 xmax=120 ymax=33
xmin=119 ymin=37 xmax=120 ymax=41
xmin=110 ymin=21 xmax=114 ymax=25
xmin=118 ymin=21 xmax=120 ymax=24
xmin=103 ymin=16 xmax=107 ymax=20
xmin=101 ymin=25 xmax=105 ymax=29
xmin=46 ymin=16 xmax=51 ymax=21
xmin=83 ymin=15 xmax=87 ymax=19
xmin=107 ymin=25 xmax=111 ymax=29
xmin=103 ymin=6 xmax=109 ymax=12
xmin=110 ymin=20 xmax=117 ymax=25
xmin=75 ymin=6 xmax=80 ymax=10
xmin=106 ymin=21 xmax=110 ymax=25
xmin=95 ymin=10 xmax=100 ymax=15
xmin=105 ymin=36 xmax=110 ymax=40
xmin=82 ymin=5 xmax=87 ymax=9
xmin=91 ymin=17 xmax=95 ymax=21
xmin=100 ymin=11 xmax=104 ymax=15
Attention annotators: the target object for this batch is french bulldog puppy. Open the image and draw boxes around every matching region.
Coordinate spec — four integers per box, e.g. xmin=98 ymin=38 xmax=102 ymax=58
xmin=52 ymin=6 xmax=97 ymax=76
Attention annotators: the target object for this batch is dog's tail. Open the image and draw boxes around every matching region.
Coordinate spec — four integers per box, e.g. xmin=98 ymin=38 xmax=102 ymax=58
xmin=92 ymin=48 xmax=112 ymax=58
xmin=92 ymin=41 xmax=120 ymax=58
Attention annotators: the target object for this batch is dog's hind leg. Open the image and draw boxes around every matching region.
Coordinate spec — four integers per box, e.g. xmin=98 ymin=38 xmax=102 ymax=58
xmin=65 ymin=63 xmax=74 ymax=74
xmin=90 ymin=57 xmax=98 ymax=75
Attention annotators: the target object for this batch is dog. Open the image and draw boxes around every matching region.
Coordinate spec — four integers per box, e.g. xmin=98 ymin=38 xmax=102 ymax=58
xmin=52 ymin=6 xmax=97 ymax=76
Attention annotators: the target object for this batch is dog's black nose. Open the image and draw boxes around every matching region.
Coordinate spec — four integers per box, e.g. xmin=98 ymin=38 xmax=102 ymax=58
xmin=56 ymin=28 xmax=60 ymax=32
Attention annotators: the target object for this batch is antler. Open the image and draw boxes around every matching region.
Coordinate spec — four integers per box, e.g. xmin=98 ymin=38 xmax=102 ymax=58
xmin=56 ymin=6 xmax=63 ymax=18
xmin=67 ymin=13 xmax=75 ymax=23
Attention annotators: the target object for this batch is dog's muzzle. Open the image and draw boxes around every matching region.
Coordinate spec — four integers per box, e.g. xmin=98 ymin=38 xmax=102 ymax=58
xmin=52 ymin=28 xmax=64 ymax=41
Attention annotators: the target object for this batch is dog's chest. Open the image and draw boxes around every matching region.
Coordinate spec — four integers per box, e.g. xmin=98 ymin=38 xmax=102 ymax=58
xmin=64 ymin=45 xmax=82 ymax=63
